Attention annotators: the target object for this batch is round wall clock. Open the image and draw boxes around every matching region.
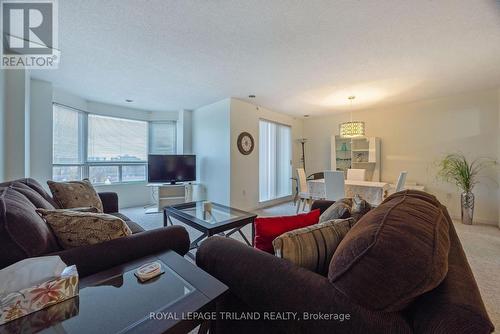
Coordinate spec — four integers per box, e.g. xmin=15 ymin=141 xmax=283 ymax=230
xmin=237 ymin=132 xmax=255 ymax=155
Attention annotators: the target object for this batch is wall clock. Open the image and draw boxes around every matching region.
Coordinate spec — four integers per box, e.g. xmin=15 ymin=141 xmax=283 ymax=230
xmin=237 ymin=132 xmax=255 ymax=155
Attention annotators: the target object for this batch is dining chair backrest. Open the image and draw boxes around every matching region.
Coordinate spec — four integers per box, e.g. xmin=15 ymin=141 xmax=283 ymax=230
xmin=347 ymin=168 xmax=366 ymax=181
xmin=395 ymin=171 xmax=408 ymax=192
xmin=324 ymin=171 xmax=345 ymax=201
xmin=307 ymin=172 xmax=324 ymax=180
xmin=297 ymin=168 xmax=308 ymax=193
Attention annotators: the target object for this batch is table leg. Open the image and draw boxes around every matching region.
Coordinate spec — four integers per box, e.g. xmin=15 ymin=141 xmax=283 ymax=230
xmin=225 ymin=227 xmax=251 ymax=246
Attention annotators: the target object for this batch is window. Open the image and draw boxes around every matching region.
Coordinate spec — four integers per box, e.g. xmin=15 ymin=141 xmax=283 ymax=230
xmin=52 ymin=104 xmax=161 ymax=184
xmin=149 ymin=121 xmax=176 ymax=154
xmin=52 ymin=105 xmax=84 ymax=181
xmin=88 ymin=115 xmax=148 ymax=162
xmin=259 ymin=119 xmax=292 ymax=202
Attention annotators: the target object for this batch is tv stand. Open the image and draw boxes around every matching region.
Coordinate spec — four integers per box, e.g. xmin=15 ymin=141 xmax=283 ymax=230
xmin=145 ymin=183 xmax=203 ymax=214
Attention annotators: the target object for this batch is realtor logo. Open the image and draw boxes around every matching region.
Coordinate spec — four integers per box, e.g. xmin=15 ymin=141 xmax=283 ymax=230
xmin=1 ymin=0 xmax=59 ymax=68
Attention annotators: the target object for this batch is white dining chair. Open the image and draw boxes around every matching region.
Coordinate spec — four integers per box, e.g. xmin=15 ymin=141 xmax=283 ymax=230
xmin=395 ymin=171 xmax=408 ymax=192
xmin=324 ymin=171 xmax=345 ymax=201
xmin=347 ymin=168 xmax=366 ymax=181
xmin=296 ymin=168 xmax=311 ymax=213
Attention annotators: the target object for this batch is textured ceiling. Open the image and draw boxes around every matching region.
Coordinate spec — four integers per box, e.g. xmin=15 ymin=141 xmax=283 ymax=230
xmin=31 ymin=0 xmax=500 ymax=116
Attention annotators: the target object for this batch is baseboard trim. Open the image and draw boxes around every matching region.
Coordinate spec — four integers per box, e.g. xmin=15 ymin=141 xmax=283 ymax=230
xmin=450 ymin=215 xmax=498 ymax=226
xmin=248 ymin=196 xmax=294 ymax=212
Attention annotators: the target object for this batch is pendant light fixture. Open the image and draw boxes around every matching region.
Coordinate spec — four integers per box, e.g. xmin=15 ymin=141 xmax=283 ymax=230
xmin=339 ymin=96 xmax=365 ymax=138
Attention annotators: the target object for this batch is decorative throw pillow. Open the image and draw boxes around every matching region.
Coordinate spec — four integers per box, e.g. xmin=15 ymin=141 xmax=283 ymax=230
xmin=350 ymin=194 xmax=372 ymax=223
xmin=273 ymin=218 xmax=354 ymax=275
xmin=47 ymin=179 xmax=103 ymax=213
xmin=10 ymin=182 xmax=56 ymax=209
xmin=328 ymin=190 xmax=450 ymax=312
xmin=36 ymin=209 xmax=132 ymax=249
xmin=318 ymin=198 xmax=352 ymax=223
xmin=254 ymin=209 xmax=321 ymax=254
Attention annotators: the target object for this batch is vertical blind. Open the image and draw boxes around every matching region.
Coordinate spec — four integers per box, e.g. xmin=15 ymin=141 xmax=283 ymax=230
xmin=53 ymin=105 xmax=82 ymax=164
xmin=150 ymin=122 xmax=176 ymax=154
xmin=87 ymin=114 xmax=148 ymax=162
xmin=259 ymin=119 xmax=292 ymax=202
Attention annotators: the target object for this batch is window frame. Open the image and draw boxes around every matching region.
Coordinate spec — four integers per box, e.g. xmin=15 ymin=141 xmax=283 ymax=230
xmin=149 ymin=121 xmax=177 ymax=155
xmin=52 ymin=103 xmax=174 ymax=185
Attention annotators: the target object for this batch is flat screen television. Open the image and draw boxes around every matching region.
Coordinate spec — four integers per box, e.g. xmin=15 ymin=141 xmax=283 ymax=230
xmin=148 ymin=155 xmax=196 ymax=184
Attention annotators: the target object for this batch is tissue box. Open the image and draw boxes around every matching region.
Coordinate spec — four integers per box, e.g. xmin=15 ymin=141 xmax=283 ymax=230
xmin=0 ymin=265 xmax=78 ymax=326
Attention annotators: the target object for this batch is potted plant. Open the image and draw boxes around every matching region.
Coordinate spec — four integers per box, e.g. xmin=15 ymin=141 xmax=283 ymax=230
xmin=437 ymin=154 xmax=496 ymax=225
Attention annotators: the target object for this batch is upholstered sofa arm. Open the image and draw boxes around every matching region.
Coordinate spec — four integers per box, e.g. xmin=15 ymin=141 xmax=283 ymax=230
xmin=52 ymin=225 xmax=190 ymax=277
xmin=196 ymin=236 xmax=410 ymax=334
xmin=311 ymin=200 xmax=335 ymax=214
xmin=98 ymin=192 xmax=119 ymax=213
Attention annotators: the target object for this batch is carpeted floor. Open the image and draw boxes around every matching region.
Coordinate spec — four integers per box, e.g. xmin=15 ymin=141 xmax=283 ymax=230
xmin=122 ymin=201 xmax=500 ymax=331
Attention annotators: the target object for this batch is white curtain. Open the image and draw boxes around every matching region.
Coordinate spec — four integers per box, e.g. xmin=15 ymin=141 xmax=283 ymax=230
xmin=259 ymin=120 xmax=292 ymax=202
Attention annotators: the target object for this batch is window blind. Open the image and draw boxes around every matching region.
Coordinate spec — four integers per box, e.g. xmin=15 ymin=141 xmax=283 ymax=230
xmin=259 ymin=119 xmax=292 ymax=202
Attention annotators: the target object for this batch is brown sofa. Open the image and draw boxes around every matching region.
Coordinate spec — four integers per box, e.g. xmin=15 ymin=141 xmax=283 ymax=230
xmin=196 ymin=191 xmax=494 ymax=334
xmin=0 ymin=178 xmax=190 ymax=277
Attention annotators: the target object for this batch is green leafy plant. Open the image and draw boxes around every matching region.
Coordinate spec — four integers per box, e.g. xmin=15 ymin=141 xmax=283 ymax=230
xmin=437 ymin=154 xmax=496 ymax=193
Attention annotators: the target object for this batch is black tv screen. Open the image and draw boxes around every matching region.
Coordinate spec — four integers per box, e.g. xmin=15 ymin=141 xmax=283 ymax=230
xmin=148 ymin=155 xmax=196 ymax=184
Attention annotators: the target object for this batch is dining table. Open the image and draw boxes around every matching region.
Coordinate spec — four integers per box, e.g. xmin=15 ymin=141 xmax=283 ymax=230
xmin=307 ymin=178 xmax=391 ymax=205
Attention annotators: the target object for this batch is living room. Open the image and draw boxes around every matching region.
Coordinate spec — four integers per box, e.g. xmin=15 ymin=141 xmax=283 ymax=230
xmin=0 ymin=1 xmax=499 ymax=333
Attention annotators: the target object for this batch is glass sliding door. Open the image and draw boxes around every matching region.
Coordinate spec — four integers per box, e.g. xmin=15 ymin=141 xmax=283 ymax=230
xmin=259 ymin=119 xmax=292 ymax=202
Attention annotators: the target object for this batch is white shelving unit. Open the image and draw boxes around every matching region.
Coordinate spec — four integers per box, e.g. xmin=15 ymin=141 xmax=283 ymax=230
xmin=145 ymin=183 xmax=205 ymax=214
xmin=330 ymin=136 xmax=381 ymax=181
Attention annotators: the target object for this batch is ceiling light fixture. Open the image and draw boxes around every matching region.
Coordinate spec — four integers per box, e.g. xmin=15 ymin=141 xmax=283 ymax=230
xmin=248 ymin=94 xmax=256 ymax=98
xmin=339 ymin=96 xmax=365 ymax=138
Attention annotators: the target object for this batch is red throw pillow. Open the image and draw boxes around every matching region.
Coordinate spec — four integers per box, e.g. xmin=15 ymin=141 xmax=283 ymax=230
xmin=254 ymin=209 xmax=321 ymax=253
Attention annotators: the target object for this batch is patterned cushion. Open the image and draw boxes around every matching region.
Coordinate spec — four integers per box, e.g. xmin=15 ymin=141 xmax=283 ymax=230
xmin=36 ymin=209 xmax=132 ymax=249
xmin=318 ymin=198 xmax=352 ymax=223
xmin=273 ymin=218 xmax=354 ymax=275
xmin=350 ymin=194 xmax=372 ymax=223
xmin=47 ymin=179 xmax=103 ymax=213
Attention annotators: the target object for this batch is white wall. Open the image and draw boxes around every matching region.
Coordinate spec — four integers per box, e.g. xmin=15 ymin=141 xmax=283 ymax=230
xmin=498 ymin=88 xmax=500 ymax=228
xmin=4 ymin=69 xmax=30 ymax=180
xmin=303 ymin=89 xmax=500 ymax=225
xmin=192 ymin=99 xmax=231 ymax=205
xmin=229 ymin=98 xmax=303 ymax=210
xmin=30 ymin=79 xmax=53 ymax=184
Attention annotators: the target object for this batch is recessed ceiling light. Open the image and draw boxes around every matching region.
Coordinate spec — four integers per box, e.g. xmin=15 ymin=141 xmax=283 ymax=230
xmin=125 ymin=99 xmax=133 ymax=103
xmin=248 ymin=95 xmax=256 ymax=98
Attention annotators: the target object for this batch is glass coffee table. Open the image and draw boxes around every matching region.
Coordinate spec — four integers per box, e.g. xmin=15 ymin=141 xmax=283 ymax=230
xmin=164 ymin=202 xmax=257 ymax=257
xmin=0 ymin=251 xmax=228 ymax=334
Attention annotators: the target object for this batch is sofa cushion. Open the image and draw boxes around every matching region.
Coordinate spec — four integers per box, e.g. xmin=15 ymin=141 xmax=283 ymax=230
xmin=273 ymin=218 xmax=353 ymax=275
xmin=0 ymin=187 xmax=60 ymax=269
xmin=254 ymin=209 xmax=321 ymax=254
xmin=109 ymin=212 xmax=144 ymax=234
xmin=47 ymin=179 xmax=104 ymax=212
xmin=318 ymin=198 xmax=352 ymax=223
xmin=328 ymin=190 xmax=450 ymax=312
xmin=10 ymin=182 xmax=56 ymax=209
xmin=350 ymin=194 xmax=372 ymax=223
xmin=0 ymin=178 xmax=59 ymax=208
xmin=37 ymin=209 xmax=132 ymax=249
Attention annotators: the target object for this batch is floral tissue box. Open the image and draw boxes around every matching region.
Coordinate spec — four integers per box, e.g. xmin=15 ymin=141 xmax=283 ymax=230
xmin=0 ymin=265 xmax=79 ymax=326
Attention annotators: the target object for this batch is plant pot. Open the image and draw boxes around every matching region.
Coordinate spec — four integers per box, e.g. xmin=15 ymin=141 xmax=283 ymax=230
xmin=461 ymin=192 xmax=475 ymax=225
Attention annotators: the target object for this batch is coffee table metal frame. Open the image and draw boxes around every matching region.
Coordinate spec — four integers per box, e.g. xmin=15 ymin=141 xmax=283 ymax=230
xmin=164 ymin=202 xmax=257 ymax=257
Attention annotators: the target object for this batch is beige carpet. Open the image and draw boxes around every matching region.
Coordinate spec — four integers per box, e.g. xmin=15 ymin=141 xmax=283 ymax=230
xmin=123 ymin=201 xmax=500 ymax=331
